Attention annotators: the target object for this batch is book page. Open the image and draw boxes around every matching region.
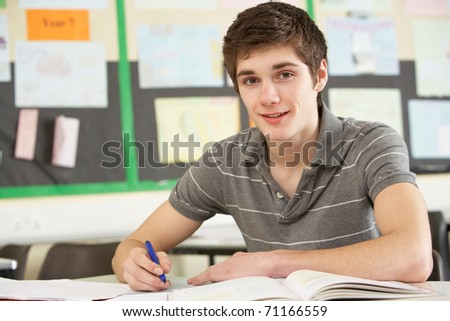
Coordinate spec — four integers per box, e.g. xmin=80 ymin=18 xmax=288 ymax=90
xmin=283 ymin=270 xmax=434 ymax=301
xmin=168 ymin=276 xmax=298 ymax=301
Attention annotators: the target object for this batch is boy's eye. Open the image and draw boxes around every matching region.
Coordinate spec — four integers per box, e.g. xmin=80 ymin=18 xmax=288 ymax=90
xmin=243 ymin=78 xmax=258 ymax=85
xmin=279 ymin=72 xmax=293 ymax=79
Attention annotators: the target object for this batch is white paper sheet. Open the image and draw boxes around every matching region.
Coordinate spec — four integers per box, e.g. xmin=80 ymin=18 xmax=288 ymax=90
xmin=137 ymin=25 xmax=223 ymax=88
xmin=0 ymin=278 xmax=132 ymax=301
xmin=408 ymin=99 xmax=450 ymax=158
xmin=154 ymin=96 xmax=240 ymax=163
xmin=19 ymin=0 xmax=108 ymax=9
xmin=328 ymin=88 xmax=403 ymax=136
xmin=326 ymin=17 xmax=399 ymax=76
xmin=412 ymin=19 xmax=450 ymax=97
xmin=51 ymin=115 xmax=80 ymax=168
xmin=15 ymin=41 xmax=107 ymax=107
xmin=0 ymin=14 xmax=11 ymax=82
xmin=14 ymin=109 xmax=39 ymax=161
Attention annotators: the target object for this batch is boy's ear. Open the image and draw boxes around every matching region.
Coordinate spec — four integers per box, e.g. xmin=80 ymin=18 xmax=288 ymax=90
xmin=314 ymin=59 xmax=328 ymax=92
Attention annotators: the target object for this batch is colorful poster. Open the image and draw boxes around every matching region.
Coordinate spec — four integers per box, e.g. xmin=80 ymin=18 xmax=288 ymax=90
xmin=27 ymin=10 xmax=90 ymax=41
xmin=154 ymin=96 xmax=241 ymax=163
xmin=328 ymin=88 xmax=403 ymax=136
xmin=137 ymin=24 xmax=223 ymax=88
xmin=15 ymin=41 xmax=107 ymax=107
xmin=326 ymin=17 xmax=399 ymax=76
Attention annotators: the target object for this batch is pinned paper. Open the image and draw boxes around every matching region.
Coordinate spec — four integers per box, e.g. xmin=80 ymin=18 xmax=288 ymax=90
xmin=154 ymin=96 xmax=240 ymax=163
xmin=326 ymin=17 xmax=399 ymax=76
xmin=51 ymin=115 xmax=80 ymax=168
xmin=135 ymin=0 xmax=218 ymax=9
xmin=0 ymin=14 xmax=11 ymax=82
xmin=137 ymin=25 xmax=223 ymax=88
xmin=27 ymin=10 xmax=90 ymax=41
xmin=14 ymin=109 xmax=39 ymax=161
xmin=405 ymin=0 xmax=450 ymax=16
xmin=329 ymin=88 xmax=403 ymax=136
xmin=352 ymin=31 xmax=376 ymax=73
xmin=412 ymin=19 xmax=450 ymax=97
xmin=19 ymin=0 xmax=108 ymax=10
xmin=408 ymin=100 xmax=450 ymax=159
xmin=15 ymin=41 xmax=107 ymax=107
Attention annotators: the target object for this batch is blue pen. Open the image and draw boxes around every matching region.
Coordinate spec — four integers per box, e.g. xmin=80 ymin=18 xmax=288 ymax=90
xmin=145 ymin=240 xmax=166 ymax=283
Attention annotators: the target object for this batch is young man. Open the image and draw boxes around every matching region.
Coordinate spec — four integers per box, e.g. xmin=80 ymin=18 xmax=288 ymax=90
xmin=112 ymin=2 xmax=432 ymax=291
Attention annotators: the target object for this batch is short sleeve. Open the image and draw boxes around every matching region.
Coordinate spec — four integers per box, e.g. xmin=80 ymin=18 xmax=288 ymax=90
xmin=355 ymin=124 xmax=417 ymax=201
xmin=168 ymin=142 xmax=228 ymax=222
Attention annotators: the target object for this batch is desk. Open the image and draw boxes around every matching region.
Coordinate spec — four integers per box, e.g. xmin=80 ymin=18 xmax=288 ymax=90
xmin=170 ymin=224 xmax=247 ymax=265
xmin=418 ymin=282 xmax=450 ymax=301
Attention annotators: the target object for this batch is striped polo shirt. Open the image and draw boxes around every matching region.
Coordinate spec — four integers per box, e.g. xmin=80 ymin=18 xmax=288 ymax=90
xmin=168 ymin=106 xmax=416 ymax=251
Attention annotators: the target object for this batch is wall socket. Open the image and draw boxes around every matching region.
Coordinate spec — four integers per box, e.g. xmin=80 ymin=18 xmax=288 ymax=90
xmin=12 ymin=215 xmax=42 ymax=233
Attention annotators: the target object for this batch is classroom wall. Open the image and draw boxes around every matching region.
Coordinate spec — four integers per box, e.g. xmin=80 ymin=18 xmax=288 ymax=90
xmin=1 ymin=0 xmax=450 ymax=278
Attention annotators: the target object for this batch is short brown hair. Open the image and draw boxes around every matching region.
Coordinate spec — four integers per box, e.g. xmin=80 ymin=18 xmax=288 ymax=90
xmin=223 ymin=2 xmax=327 ymax=100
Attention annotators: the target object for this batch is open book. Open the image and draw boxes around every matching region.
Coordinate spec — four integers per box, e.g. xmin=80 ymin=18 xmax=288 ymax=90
xmin=168 ymin=269 xmax=437 ymax=301
xmin=0 ymin=270 xmax=438 ymax=301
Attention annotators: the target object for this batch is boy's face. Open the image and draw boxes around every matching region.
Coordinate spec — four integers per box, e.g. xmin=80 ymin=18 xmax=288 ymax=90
xmin=236 ymin=44 xmax=327 ymax=144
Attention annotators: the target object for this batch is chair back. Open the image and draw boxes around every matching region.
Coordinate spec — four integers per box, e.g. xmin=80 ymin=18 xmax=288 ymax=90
xmin=0 ymin=244 xmax=31 ymax=279
xmin=38 ymin=242 xmax=118 ymax=280
xmin=428 ymin=211 xmax=450 ymax=280
xmin=428 ymin=249 xmax=446 ymax=281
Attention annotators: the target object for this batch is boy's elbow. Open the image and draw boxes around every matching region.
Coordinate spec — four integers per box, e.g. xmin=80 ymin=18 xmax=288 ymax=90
xmin=401 ymin=246 xmax=434 ymax=283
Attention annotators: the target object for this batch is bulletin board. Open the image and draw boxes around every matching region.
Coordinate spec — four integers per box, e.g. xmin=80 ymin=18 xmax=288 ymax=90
xmin=1 ymin=0 xmax=448 ymax=200
xmin=314 ymin=0 xmax=450 ymax=173
xmin=0 ymin=0 xmax=308 ymax=199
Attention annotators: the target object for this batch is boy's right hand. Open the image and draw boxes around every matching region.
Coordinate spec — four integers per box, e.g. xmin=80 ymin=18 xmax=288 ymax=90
xmin=122 ymin=247 xmax=172 ymax=291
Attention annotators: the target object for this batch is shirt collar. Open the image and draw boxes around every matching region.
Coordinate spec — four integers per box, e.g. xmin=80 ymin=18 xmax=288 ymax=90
xmin=310 ymin=104 xmax=344 ymax=167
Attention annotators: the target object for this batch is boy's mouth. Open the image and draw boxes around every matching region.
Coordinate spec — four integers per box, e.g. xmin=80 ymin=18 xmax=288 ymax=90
xmin=262 ymin=111 xmax=289 ymax=118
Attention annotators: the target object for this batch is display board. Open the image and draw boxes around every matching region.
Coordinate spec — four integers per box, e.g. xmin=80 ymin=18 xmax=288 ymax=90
xmin=0 ymin=0 xmax=448 ymax=200
xmin=315 ymin=0 xmax=450 ymax=173
xmin=0 ymin=0 xmax=307 ymax=198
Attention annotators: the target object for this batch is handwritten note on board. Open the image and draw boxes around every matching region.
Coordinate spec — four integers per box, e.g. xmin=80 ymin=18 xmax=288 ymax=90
xmin=137 ymin=25 xmax=223 ymax=88
xmin=19 ymin=0 xmax=108 ymax=9
xmin=15 ymin=41 xmax=107 ymax=107
xmin=0 ymin=14 xmax=10 ymax=82
xmin=412 ymin=19 xmax=450 ymax=97
xmin=326 ymin=17 xmax=399 ymax=76
xmin=27 ymin=10 xmax=90 ymax=41
xmin=154 ymin=96 xmax=241 ymax=163
xmin=135 ymin=0 xmax=218 ymax=9
xmin=328 ymin=88 xmax=404 ymax=136
xmin=408 ymin=100 xmax=450 ymax=159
